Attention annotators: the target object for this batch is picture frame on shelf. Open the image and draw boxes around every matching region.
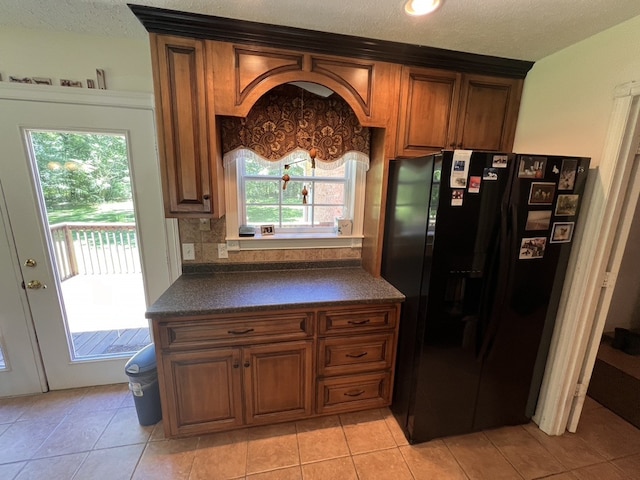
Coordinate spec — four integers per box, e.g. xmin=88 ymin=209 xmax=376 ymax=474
xmin=60 ymin=79 xmax=82 ymax=87
xmin=260 ymin=225 xmax=275 ymax=236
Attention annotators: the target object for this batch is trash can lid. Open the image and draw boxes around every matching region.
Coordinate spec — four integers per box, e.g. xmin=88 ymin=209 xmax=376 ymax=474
xmin=125 ymin=343 xmax=157 ymax=375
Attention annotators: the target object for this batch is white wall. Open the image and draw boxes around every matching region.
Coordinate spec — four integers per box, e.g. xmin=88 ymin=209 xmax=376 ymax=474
xmin=0 ymin=27 xmax=153 ymax=93
xmin=514 ymin=15 xmax=640 ymax=330
xmin=513 ymin=14 xmax=640 ymax=168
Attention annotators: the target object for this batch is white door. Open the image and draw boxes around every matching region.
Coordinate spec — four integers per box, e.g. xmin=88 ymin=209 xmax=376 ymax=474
xmin=0 ymin=190 xmax=47 ymax=396
xmin=0 ymin=86 xmax=179 ymax=392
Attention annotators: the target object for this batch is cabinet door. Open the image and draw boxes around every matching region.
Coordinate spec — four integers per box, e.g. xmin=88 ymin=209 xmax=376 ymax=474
xmin=151 ymin=34 xmax=221 ymax=217
xmin=243 ymin=341 xmax=313 ymax=425
xmin=454 ymin=74 xmax=523 ymax=152
xmin=396 ymin=67 xmax=461 ymax=157
xmin=162 ymin=348 xmax=243 ymax=436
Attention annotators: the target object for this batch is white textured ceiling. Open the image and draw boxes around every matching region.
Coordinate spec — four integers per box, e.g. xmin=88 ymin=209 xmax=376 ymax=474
xmin=1 ymin=0 xmax=640 ymax=61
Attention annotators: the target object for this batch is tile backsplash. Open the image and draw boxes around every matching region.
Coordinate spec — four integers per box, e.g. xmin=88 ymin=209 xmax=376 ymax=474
xmin=178 ymin=218 xmax=362 ymax=265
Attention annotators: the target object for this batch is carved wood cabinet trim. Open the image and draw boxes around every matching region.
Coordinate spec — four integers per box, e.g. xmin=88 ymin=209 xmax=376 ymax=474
xmin=234 ymin=46 xmax=305 ymax=106
xmin=209 ymin=41 xmax=381 ymax=126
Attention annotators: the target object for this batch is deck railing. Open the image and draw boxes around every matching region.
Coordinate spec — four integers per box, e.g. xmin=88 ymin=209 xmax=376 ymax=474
xmin=50 ymin=223 xmax=141 ymax=281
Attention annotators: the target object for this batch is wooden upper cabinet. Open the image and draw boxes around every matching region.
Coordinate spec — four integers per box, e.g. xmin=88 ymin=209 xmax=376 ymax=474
xmin=396 ymin=67 xmax=523 ymax=156
xmin=208 ymin=41 xmax=391 ymax=126
xmin=150 ymin=34 xmax=224 ymax=217
xmin=454 ymin=74 xmax=523 ymax=152
xmin=396 ymin=67 xmax=461 ymax=157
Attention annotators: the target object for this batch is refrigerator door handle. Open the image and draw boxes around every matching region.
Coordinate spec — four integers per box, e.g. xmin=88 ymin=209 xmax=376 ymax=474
xmin=477 ymin=193 xmax=516 ymax=361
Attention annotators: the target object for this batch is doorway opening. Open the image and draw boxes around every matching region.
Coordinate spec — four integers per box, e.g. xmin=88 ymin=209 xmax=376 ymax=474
xmin=27 ymin=129 xmax=150 ymax=360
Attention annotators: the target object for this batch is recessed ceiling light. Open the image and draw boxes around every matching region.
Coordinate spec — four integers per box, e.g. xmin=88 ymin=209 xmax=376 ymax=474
xmin=404 ymin=0 xmax=444 ymax=16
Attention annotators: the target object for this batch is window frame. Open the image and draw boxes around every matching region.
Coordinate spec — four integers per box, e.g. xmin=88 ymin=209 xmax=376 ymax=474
xmin=224 ymin=155 xmax=366 ymax=251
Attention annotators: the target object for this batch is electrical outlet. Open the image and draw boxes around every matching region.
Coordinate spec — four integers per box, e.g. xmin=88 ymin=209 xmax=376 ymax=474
xmin=182 ymin=243 xmax=195 ymax=261
xmin=199 ymin=218 xmax=211 ymax=231
xmin=218 ymin=243 xmax=228 ymax=259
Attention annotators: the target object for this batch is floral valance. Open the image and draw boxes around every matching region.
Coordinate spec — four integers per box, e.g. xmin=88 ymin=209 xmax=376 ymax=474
xmin=220 ymin=84 xmax=370 ymax=170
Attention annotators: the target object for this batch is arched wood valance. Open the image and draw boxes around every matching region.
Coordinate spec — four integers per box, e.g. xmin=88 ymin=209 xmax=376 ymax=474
xmin=220 ymin=84 xmax=370 ymax=170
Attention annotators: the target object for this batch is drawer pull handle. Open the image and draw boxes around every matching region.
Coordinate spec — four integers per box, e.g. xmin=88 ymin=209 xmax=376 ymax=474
xmin=233 ymin=363 xmax=239 ymax=369
xmin=344 ymin=390 xmax=365 ymax=397
xmin=228 ymin=328 xmax=255 ymax=335
xmin=346 ymin=352 xmax=368 ymax=358
xmin=347 ymin=319 xmax=370 ymax=326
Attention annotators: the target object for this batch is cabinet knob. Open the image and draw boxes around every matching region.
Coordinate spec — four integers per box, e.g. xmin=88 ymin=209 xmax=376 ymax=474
xmin=233 ymin=363 xmax=239 ymax=368
xmin=203 ymin=194 xmax=210 ymax=200
xmin=243 ymin=361 xmax=250 ymax=368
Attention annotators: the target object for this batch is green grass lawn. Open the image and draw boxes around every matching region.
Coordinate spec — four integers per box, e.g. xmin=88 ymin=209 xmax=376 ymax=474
xmin=47 ymin=201 xmax=135 ymax=224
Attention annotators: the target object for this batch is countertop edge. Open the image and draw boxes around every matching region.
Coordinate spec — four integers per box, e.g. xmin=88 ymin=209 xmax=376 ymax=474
xmin=146 ymin=296 xmax=404 ymax=319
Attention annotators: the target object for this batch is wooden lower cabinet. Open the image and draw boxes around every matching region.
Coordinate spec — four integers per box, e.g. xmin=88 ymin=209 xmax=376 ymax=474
xmin=243 ymin=341 xmax=313 ymax=425
xmin=162 ymin=341 xmax=312 ymax=437
xmin=162 ymin=348 xmax=243 ymax=437
xmin=154 ymin=303 xmax=401 ymax=438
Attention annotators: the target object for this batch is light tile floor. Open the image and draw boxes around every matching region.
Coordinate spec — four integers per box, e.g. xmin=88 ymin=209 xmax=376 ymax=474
xmin=1 ymin=385 xmax=639 ymax=479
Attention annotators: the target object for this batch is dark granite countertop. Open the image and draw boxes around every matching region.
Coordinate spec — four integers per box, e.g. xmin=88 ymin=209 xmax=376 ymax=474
xmin=146 ymin=266 xmax=405 ymax=318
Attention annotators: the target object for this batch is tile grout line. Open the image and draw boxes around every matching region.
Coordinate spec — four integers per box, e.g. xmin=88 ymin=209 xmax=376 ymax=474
xmin=482 ymin=430 xmax=527 ymax=480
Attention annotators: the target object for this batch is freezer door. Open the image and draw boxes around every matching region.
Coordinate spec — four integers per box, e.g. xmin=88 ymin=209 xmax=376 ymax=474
xmin=381 ymin=154 xmax=437 ymax=438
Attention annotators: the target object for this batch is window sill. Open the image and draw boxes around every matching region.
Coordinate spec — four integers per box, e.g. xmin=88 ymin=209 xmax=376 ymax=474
xmin=225 ymin=234 xmax=363 ymax=251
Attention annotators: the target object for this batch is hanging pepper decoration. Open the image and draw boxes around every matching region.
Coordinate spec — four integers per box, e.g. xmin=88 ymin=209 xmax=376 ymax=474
xmin=309 ymin=147 xmax=317 ymax=169
xmin=301 ymin=184 xmax=308 ymax=204
xmin=282 ymin=164 xmax=291 ymax=190
xmin=282 ymin=173 xmax=290 ymax=190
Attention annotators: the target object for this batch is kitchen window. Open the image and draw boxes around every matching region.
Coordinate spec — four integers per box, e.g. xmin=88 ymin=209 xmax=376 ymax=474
xmin=223 ymin=149 xmax=367 ymax=249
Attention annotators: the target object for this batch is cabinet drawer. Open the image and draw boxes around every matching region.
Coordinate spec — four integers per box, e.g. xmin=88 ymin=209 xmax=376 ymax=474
xmin=159 ymin=312 xmax=314 ymax=349
xmin=317 ymin=372 xmax=391 ymax=415
xmin=318 ymin=333 xmax=394 ymax=376
xmin=318 ymin=305 xmax=397 ymax=335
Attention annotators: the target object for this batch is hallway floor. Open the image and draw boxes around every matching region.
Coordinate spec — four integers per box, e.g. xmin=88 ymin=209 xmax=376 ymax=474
xmin=0 ymin=385 xmax=639 ymax=479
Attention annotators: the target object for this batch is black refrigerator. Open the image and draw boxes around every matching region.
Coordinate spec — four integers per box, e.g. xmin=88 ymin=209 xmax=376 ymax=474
xmin=381 ymin=150 xmax=589 ymax=443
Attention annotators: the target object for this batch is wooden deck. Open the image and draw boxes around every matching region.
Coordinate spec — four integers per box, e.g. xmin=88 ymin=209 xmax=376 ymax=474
xmin=61 ymin=272 xmax=150 ymax=359
xmin=71 ymin=327 xmax=150 ymax=358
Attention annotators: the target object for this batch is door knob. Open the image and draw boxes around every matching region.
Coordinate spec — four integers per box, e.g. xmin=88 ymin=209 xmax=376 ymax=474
xmin=24 ymin=258 xmax=37 ymax=267
xmin=26 ymin=280 xmax=47 ymax=289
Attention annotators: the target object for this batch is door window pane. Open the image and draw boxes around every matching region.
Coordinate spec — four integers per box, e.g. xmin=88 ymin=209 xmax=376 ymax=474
xmin=28 ymin=130 xmax=150 ymax=360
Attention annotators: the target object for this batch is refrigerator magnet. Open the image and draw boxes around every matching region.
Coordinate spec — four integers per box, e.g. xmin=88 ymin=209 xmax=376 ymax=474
xmin=519 ymin=237 xmax=547 ymax=259
xmin=555 ymin=194 xmax=579 ymax=216
xmin=550 ymin=222 xmax=575 ymax=243
xmin=450 ymin=150 xmax=471 ymax=188
xmin=451 ymin=189 xmax=464 ymax=206
xmin=528 ymin=182 xmax=556 ymax=205
xmin=468 ymin=176 xmax=481 ymax=193
xmin=559 ymin=159 xmax=578 ymax=190
xmin=482 ymin=167 xmax=498 ymax=180
xmin=525 ymin=210 xmax=552 ymax=231
xmin=518 ymin=156 xmax=547 ymax=178
xmin=492 ymin=154 xmax=509 ymax=168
